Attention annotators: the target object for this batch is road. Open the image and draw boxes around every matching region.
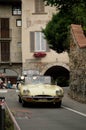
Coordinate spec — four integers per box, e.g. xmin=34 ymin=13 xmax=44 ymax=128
xmin=0 ymin=87 xmax=86 ymax=130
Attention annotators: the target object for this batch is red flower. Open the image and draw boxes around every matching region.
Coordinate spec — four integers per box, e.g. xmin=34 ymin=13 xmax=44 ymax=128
xmin=33 ymin=52 xmax=46 ymax=58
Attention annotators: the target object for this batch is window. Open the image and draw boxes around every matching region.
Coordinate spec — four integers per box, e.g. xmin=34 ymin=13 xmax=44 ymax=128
xmin=30 ymin=32 xmax=50 ymax=52
xmin=35 ymin=32 xmax=46 ymax=52
xmin=16 ymin=19 xmax=22 ymax=27
xmin=35 ymin=0 xmax=45 ymax=13
xmin=12 ymin=6 xmax=21 ymax=15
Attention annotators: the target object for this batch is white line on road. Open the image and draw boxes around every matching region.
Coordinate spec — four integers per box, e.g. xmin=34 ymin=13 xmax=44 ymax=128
xmin=62 ymin=106 xmax=86 ymax=117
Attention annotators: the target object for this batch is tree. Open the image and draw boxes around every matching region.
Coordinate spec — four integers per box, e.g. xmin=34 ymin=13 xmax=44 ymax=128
xmin=42 ymin=13 xmax=71 ymax=53
xmin=44 ymin=0 xmax=86 ymax=10
xmin=43 ymin=0 xmax=86 ymax=53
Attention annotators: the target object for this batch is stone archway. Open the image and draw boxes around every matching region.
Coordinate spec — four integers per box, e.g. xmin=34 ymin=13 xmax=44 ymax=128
xmin=41 ymin=63 xmax=69 ymax=87
xmin=0 ymin=68 xmax=18 ymax=84
xmin=41 ymin=62 xmax=69 ymax=74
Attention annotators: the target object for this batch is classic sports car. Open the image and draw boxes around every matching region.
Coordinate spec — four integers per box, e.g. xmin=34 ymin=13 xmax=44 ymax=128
xmin=18 ymin=76 xmax=64 ymax=107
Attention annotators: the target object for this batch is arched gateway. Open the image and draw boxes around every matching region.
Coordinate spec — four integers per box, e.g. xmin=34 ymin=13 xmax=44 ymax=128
xmin=41 ymin=62 xmax=69 ymax=86
xmin=41 ymin=62 xmax=69 ymax=74
xmin=0 ymin=66 xmax=22 ymax=84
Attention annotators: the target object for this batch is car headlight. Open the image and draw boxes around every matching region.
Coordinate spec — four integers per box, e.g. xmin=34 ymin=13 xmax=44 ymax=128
xmin=23 ymin=90 xmax=30 ymax=95
xmin=56 ymin=90 xmax=63 ymax=96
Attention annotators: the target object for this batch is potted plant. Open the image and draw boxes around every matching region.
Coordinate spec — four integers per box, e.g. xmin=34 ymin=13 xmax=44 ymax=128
xmin=33 ymin=52 xmax=46 ymax=58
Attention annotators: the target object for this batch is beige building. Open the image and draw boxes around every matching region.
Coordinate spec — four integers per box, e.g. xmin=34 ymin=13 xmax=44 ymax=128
xmin=0 ymin=0 xmax=69 ymax=85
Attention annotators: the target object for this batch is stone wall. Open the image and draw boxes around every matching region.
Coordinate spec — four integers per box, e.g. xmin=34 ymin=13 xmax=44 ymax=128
xmin=69 ymin=24 xmax=86 ymax=103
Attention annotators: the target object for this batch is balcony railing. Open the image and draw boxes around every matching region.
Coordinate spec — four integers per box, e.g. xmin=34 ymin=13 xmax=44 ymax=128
xmin=0 ymin=29 xmax=12 ymax=41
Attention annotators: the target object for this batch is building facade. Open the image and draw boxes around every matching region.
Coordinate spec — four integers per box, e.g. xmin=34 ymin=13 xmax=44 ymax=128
xmin=0 ymin=0 xmax=69 ymax=85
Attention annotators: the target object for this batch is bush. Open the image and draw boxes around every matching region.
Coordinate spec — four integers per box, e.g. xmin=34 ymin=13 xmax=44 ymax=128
xmin=5 ymin=110 xmax=14 ymax=130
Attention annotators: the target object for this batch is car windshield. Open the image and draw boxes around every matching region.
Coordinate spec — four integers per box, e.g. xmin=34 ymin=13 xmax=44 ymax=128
xmin=24 ymin=76 xmax=51 ymax=85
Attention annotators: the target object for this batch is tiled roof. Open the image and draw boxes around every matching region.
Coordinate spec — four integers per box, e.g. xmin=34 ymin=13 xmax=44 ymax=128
xmin=71 ymin=24 xmax=86 ymax=48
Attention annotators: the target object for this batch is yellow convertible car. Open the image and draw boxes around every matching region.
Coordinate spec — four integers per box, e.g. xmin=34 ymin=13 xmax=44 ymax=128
xmin=18 ymin=76 xmax=64 ymax=107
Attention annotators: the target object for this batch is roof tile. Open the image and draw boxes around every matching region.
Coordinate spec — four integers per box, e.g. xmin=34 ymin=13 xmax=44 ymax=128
xmin=71 ymin=24 xmax=86 ymax=48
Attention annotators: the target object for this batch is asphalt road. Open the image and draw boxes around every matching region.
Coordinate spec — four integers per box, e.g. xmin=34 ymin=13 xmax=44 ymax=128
xmin=0 ymin=87 xmax=86 ymax=130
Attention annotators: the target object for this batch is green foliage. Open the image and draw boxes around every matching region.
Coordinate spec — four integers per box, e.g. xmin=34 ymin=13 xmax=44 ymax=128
xmin=44 ymin=0 xmax=86 ymax=10
xmin=51 ymin=76 xmax=69 ymax=86
xmin=43 ymin=0 xmax=86 ymax=53
xmin=56 ymin=76 xmax=69 ymax=87
xmin=5 ymin=111 xmax=14 ymax=130
xmin=42 ymin=13 xmax=71 ymax=53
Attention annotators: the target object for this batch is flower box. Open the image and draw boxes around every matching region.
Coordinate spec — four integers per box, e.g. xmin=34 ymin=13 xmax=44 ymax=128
xmin=33 ymin=52 xmax=46 ymax=58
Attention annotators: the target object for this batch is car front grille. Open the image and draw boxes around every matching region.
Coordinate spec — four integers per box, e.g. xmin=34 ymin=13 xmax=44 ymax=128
xmin=33 ymin=95 xmax=54 ymax=101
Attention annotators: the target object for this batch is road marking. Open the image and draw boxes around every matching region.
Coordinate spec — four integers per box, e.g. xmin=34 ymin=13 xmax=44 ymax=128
xmin=62 ymin=106 xmax=86 ymax=117
xmin=0 ymin=89 xmax=8 ymax=93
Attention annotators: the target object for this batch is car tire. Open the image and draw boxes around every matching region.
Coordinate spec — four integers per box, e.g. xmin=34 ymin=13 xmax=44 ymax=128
xmin=55 ymin=101 xmax=62 ymax=108
xmin=58 ymin=101 xmax=62 ymax=108
xmin=19 ymin=96 xmax=22 ymax=103
xmin=22 ymin=100 xmax=26 ymax=107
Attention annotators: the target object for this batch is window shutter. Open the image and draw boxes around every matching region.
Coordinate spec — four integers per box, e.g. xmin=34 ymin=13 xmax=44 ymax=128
xmin=35 ymin=0 xmax=44 ymax=13
xmin=30 ymin=32 xmax=34 ymax=52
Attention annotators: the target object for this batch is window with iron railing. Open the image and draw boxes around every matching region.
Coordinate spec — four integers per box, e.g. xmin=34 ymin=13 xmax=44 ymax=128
xmin=12 ymin=6 xmax=21 ymax=15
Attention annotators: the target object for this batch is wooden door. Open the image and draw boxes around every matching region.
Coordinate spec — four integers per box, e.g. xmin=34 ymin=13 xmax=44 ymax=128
xmin=1 ymin=42 xmax=10 ymax=61
xmin=1 ymin=18 xmax=9 ymax=38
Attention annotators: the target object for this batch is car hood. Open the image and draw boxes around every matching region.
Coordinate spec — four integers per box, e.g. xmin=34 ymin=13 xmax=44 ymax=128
xmin=20 ymin=84 xmax=63 ymax=96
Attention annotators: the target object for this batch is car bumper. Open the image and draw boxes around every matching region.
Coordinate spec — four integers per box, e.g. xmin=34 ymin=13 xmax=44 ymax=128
xmin=20 ymin=95 xmax=63 ymax=103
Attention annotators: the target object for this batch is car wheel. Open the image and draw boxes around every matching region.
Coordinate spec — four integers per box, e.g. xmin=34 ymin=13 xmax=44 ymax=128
xmin=58 ymin=101 xmax=62 ymax=108
xmin=19 ymin=96 xmax=22 ymax=103
xmin=55 ymin=101 xmax=62 ymax=108
xmin=22 ymin=100 xmax=26 ymax=107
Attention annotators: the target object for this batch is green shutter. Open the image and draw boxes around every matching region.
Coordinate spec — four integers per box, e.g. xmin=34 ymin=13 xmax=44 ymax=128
xmin=30 ymin=32 xmax=34 ymax=52
xmin=35 ymin=0 xmax=44 ymax=13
